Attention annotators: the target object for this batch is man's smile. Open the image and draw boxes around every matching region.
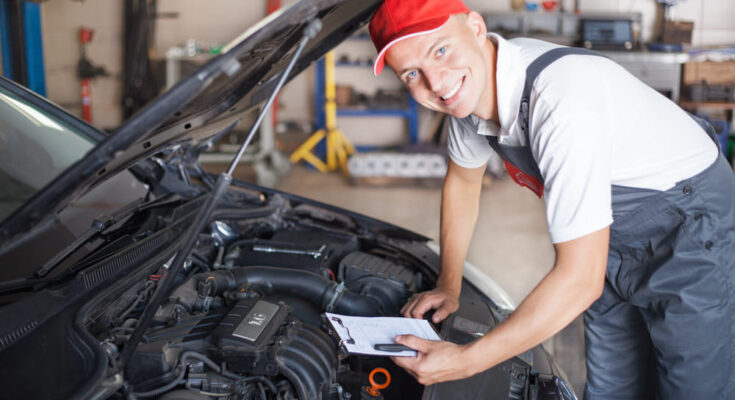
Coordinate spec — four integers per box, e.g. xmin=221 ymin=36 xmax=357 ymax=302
xmin=439 ymin=75 xmax=465 ymax=105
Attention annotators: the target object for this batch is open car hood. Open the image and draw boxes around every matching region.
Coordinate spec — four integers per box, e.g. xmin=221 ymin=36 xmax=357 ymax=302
xmin=0 ymin=0 xmax=381 ymax=243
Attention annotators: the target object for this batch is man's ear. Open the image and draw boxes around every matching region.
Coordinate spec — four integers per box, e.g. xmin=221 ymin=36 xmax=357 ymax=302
xmin=466 ymin=11 xmax=487 ymax=44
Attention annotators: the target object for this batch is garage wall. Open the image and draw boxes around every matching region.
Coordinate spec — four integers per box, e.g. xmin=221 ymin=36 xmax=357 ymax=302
xmin=39 ymin=0 xmax=734 ymax=132
xmin=41 ymin=0 xmax=124 ymax=130
xmin=153 ymin=0 xmax=312 ymax=125
xmin=40 ymin=0 xmax=309 ymax=130
xmin=467 ymin=0 xmax=735 ymax=46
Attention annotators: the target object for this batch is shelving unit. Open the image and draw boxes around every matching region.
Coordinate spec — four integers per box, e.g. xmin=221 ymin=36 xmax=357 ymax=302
xmin=313 ymin=37 xmax=419 ymax=151
xmin=162 ymin=48 xmax=289 ymax=187
xmin=482 ymin=11 xmax=643 ymax=47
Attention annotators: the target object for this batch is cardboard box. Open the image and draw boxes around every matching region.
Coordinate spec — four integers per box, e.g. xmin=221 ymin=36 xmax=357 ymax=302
xmin=662 ymin=20 xmax=693 ymax=45
xmin=683 ymin=61 xmax=735 ymax=85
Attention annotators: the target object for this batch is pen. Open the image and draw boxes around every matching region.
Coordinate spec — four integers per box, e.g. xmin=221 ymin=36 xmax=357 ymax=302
xmin=373 ymin=343 xmax=414 ymax=352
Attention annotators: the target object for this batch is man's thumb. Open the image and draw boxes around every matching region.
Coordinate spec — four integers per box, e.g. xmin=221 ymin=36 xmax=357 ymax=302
xmin=433 ymin=304 xmax=454 ymax=323
xmin=395 ymin=334 xmax=430 ymax=352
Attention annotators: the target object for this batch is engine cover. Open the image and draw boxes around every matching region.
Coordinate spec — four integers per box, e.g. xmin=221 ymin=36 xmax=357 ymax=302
xmin=212 ymin=299 xmax=289 ymax=350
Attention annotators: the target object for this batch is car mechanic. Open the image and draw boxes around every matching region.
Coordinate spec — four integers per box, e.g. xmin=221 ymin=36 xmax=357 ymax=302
xmin=367 ymin=0 xmax=735 ymax=398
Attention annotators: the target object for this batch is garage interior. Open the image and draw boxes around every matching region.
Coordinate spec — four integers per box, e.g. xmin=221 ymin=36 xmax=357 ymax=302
xmin=2 ymin=0 xmax=734 ymax=397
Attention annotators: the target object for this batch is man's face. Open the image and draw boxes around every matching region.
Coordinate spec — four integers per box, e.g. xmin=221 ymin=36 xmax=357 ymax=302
xmin=384 ymin=12 xmax=490 ymax=119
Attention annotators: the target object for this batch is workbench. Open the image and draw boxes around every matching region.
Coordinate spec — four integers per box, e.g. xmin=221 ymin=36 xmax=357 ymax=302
xmin=600 ymin=51 xmax=689 ymax=102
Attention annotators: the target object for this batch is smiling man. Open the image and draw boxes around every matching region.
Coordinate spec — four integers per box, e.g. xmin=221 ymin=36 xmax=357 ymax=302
xmin=368 ymin=0 xmax=735 ymax=399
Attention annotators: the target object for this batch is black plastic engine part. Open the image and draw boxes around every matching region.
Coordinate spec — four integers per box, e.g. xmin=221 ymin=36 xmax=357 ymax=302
xmin=159 ymin=389 xmax=210 ymax=400
xmin=211 ymin=299 xmax=338 ymax=400
xmin=272 ymin=322 xmax=339 ymax=399
xmin=172 ymin=266 xmax=384 ymax=316
xmin=127 ymin=310 xmax=226 ymax=386
xmin=339 ymin=251 xmax=418 ymax=315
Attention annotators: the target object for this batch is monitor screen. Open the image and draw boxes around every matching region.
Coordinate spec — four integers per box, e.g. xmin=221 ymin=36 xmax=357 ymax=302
xmin=582 ymin=19 xmax=633 ymax=44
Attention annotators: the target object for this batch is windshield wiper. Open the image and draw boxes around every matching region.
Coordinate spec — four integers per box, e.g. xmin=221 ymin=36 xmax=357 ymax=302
xmin=32 ymin=197 xmax=148 ymax=279
xmin=0 ymin=194 xmax=183 ymax=295
xmin=0 ymin=199 xmax=147 ymax=295
xmin=120 ymin=18 xmax=322 ymax=368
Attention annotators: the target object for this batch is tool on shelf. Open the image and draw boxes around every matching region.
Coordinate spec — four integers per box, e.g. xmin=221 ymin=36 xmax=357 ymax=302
xmin=291 ymin=51 xmax=355 ymax=175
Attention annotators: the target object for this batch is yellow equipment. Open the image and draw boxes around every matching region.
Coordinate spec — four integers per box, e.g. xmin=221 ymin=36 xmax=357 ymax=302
xmin=290 ymin=51 xmax=355 ymax=175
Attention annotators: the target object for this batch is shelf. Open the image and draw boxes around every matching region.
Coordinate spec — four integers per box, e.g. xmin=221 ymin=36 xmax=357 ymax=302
xmin=679 ymin=99 xmax=735 ymax=111
xmin=337 ymin=108 xmax=414 ymax=117
xmin=483 ymin=10 xmax=643 ymax=47
xmin=314 ymin=55 xmax=419 ymax=147
xmin=347 ymin=33 xmax=371 ymax=41
xmin=335 ymin=61 xmax=374 ymax=68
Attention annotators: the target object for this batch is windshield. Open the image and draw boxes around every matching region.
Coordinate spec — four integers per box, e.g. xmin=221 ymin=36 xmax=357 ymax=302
xmin=0 ymin=87 xmax=95 ymax=222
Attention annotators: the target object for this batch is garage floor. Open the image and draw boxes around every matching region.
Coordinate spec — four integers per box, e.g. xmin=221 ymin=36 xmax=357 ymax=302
xmin=274 ymin=166 xmax=587 ymax=395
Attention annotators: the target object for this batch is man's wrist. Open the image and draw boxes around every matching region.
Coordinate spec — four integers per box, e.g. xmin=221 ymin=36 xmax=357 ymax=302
xmin=461 ymin=340 xmax=490 ymax=377
xmin=436 ymin=281 xmax=461 ymax=297
xmin=466 ymin=334 xmax=502 ymax=376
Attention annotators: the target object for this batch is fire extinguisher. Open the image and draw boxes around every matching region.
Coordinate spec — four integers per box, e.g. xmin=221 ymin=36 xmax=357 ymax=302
xmin=78 ymin=28 xmax=107 ymax=124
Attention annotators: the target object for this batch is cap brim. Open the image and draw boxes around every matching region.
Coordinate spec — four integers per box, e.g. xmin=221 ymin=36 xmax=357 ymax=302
xmin=373 ymin=16 xmax=450 ymax=76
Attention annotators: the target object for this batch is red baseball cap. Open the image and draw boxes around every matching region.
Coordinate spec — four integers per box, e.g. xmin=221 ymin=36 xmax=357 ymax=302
xmin=369 ymin=0 xmax=470 ymax=75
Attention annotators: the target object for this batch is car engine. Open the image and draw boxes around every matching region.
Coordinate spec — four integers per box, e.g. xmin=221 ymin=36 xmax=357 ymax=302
xmin=96 ymin=204 xmax=428 ymax=400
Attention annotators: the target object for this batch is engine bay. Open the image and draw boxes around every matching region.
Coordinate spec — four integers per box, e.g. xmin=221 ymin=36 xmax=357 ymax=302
xmin=94 ymin=199 xmax=432 ymax=400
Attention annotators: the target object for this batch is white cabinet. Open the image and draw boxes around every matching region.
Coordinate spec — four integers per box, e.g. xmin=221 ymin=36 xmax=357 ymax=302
xmin=600 ymin=51 xmax=689 ymax=102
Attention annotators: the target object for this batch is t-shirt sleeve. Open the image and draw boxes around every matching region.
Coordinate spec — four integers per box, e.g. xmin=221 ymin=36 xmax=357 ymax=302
xmin=447 ymin=117 xmax=494 ymax=169
xmin=531 ymin=73 xmax=614 ymax=243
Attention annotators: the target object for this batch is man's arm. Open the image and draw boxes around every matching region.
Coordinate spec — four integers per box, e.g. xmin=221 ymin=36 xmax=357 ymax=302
xmin=393 ymin=227 xmax=609 ymax=385
xmin=401 ymin=160 xmax=485 ymax=323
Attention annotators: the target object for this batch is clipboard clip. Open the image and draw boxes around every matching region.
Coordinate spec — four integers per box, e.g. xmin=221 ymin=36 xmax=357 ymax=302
xmin=330 ymin=316 xmax=355 ymax=344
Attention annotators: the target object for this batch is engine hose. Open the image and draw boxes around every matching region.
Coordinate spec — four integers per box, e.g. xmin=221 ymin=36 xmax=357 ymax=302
xmin=182 ymin=266 xmax=383 ymax=316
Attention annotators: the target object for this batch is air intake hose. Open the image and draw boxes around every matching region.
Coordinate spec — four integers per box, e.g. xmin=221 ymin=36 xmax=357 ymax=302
xmin=172 ymin=266 xmax=383 ymax=316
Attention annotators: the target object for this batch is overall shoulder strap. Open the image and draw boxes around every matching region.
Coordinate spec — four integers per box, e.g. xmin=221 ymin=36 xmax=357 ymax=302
xmin=518 ymin=47 xmax=607 ymax=145
xmin=485 ymin=47 xmax=607 ymax=198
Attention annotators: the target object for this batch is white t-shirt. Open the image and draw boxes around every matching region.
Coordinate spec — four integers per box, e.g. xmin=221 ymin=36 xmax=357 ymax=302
xmin=448 ymin=34 xmax=717 ymax=243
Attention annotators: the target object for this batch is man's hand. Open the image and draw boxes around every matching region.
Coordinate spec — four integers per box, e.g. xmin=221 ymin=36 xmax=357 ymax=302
xmin=401 ymin=287 xmax=459 ymax=323
xmin=390 ymin=335 xmax=476 ymax=385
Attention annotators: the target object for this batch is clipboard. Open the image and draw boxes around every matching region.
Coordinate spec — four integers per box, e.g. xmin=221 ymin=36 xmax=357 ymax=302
xmin=325 ymin=312 xmax=441 ymax=357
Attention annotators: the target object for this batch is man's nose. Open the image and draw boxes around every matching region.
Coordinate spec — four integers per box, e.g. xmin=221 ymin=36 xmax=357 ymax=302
xmin=423 ymin=68 xmax=445 ymax=93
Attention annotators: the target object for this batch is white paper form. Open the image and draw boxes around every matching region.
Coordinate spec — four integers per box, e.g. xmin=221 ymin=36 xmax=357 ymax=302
xmin=325 ymin=313 xmax=441 ymax=357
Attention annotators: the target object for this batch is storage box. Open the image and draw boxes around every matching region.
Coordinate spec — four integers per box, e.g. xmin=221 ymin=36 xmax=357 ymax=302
xmin=683 ymin=61 xmax=735 ymax=85
xmin=662 ymin=20 xmax=693 ymax=45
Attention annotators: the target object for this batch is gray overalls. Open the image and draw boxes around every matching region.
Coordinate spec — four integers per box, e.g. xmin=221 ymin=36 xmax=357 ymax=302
xmin=486 ymin=47 xmax=735 ymax=399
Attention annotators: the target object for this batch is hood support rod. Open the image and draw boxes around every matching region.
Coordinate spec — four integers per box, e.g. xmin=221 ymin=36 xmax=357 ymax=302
xmin=119 ymin=18 xmax=322 ymax=372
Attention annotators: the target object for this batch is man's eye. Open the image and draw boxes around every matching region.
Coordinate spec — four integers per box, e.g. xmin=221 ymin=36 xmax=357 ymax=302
xmin=406 ymin=71 xmax=417 ymax=80
xmin=436 ymin=46 xmax=447 ymax=57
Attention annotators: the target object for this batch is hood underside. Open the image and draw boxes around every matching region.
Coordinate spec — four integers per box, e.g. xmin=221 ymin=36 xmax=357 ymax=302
xmin=0 ymin=0 xmax=382 ymax=243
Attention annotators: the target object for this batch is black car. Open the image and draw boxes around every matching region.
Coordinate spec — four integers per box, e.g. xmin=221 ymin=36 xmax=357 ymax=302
xmin=0 ymin=1 xmax=575 ymax=399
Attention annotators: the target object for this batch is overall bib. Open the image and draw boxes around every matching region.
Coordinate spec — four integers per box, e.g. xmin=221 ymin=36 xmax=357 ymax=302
xmin=486 ymin=48 xmax=735 ymax=399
